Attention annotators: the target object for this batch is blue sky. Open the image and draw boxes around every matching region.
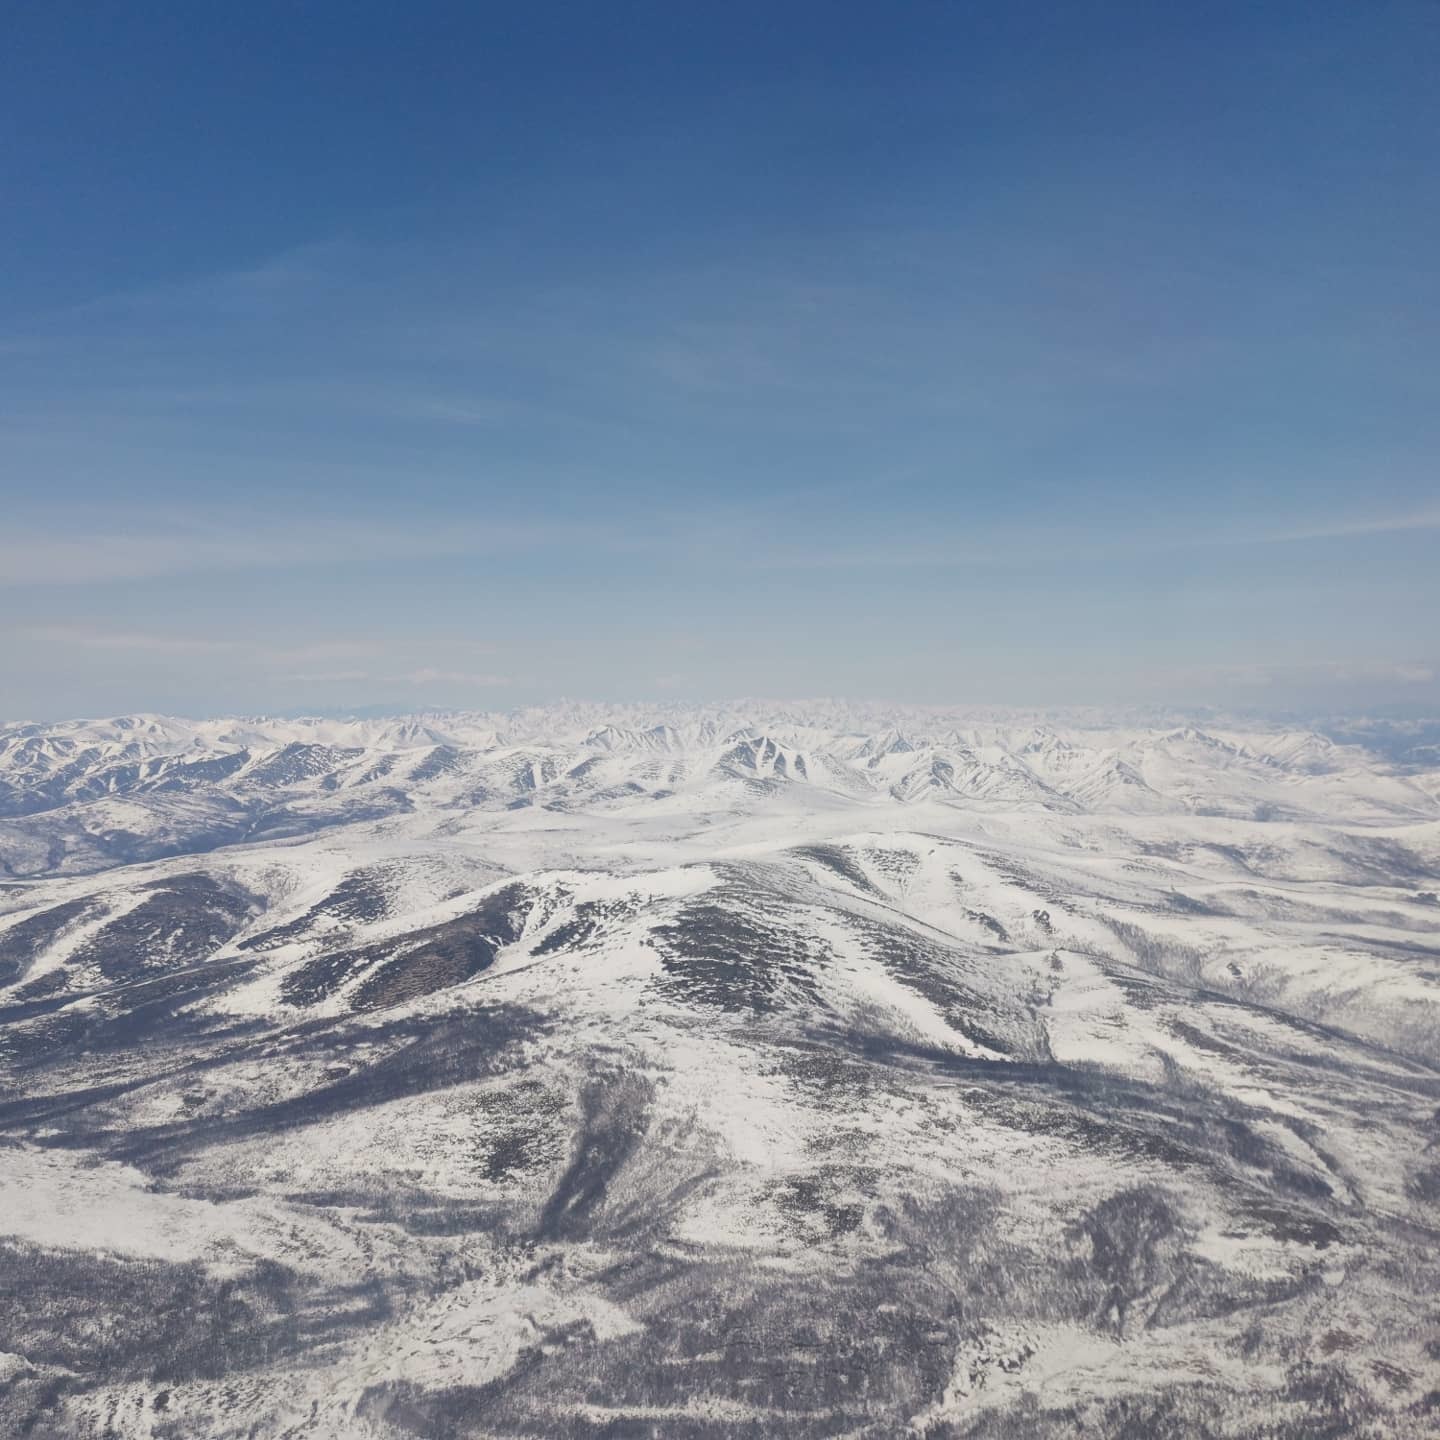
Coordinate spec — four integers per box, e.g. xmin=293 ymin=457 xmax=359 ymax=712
xmin=2 ymin=1 xmax=1437 ymax=718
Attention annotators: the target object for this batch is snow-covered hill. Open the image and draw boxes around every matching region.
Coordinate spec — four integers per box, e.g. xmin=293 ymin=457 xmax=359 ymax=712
xmin=2 ymin=706 xmax=1436 ymax=882
xmin=2 ymin=706 xmax=1438 ymax=1437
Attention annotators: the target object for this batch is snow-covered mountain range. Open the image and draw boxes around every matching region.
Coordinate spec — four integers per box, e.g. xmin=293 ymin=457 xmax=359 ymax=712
xmin=3 ymin=706 xmax=1437 ymax=880
xmin=3 ymin=706 xmax=1439 ymax=1437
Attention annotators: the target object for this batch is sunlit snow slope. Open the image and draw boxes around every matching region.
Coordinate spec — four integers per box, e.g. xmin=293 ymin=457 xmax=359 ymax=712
xmin=2 ymin=705 xmax=1439 ymax=1438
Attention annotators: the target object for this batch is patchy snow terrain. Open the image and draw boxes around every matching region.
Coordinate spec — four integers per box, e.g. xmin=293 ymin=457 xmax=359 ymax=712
xmin=2 ymin=705 xmax=1438 ymax=1437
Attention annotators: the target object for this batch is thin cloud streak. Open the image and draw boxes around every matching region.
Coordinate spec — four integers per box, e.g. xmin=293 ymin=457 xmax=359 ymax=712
xmin=0 ymin=518 xmax=640 ymax=587
xmin=18 ymin=627 xmax=516 ymax=694
xmin=405 ymin=668 xmax=513 ymax=688
xmin=50 ymin=238 xmax=353 ymax=325
xmin=25 ymin=626 xmax=244 ymax=655
xmin=22 ymin=626 xmax=377 ymax=664
xmin=1266 ymin=506 xmax=1440 ymax=543
xmin=1151 ymin=657 xmax=1438 ymax=691
xmin=4 ymin=498 xmax=1435 ymax=590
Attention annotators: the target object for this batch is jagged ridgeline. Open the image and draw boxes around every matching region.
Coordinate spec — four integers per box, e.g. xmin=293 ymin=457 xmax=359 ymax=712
xmin=2 ymin=706 xmax=1439 ymax=1437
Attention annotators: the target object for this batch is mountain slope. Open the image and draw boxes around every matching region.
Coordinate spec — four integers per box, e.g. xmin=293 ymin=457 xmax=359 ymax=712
xmin=2 ymin=706 xmax=1438 ymax=1438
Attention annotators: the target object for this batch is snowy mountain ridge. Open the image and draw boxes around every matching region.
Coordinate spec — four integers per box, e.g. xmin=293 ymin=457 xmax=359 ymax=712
xmin=2 ymin=706 xmax=1436 ymax=886
xmin=2 ymin=706 xmax=1439 ymax=1437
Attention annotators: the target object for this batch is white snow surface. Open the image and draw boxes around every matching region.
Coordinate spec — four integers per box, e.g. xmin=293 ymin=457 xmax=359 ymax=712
xmin=1 ymin=705 xmax=1438 ymax=1437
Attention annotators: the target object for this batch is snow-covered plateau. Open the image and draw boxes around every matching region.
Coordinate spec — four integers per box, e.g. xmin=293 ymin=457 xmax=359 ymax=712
xmin=2 ymin=704 xmax=1438 ymax=1437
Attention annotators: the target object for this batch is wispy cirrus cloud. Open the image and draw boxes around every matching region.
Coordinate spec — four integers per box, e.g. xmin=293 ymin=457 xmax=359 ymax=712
xmin=280 ymin=669 xmax=373 ymax=685
xmin=0 ymin=516 xmax=638 ymax=587
xmin=24 ymin=625 xmax=245 ymax=654
xmin=1264 ymin=505 xmax=1440 ymax=543
xmin=18 ymin=626 xmax=515 ymax=693
xmin=1153 ymin=657 xmax=1437 ymax=692
xmin=4 ymin=488 xmax=1434 ymax=593
xmin=405 ymin=667 xmax=513 ymax=688
xmin=55 ymin=238 xmax=353 ymax=324
xmin=21 ymin=625 xmax=375 ymax=664
xmin=0 ymin=528 xmax=394 ymax=586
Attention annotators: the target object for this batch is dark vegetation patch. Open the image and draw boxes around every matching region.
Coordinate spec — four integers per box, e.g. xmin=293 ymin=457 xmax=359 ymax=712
xmin=64 ymin=875 xmax=255 ymax=985
xmin=841 ymin=912 xmax=1045 ymax=1060
xmin=538 ymin=1075 xmax=652 ymax=1240
xmin=773 ymin=1035 xmax=884 ymax=1100
xmin=241 ymin=743 xmax=362 ymax=788
xmin=1065 ymin=1186 xmax=1183 ymax=1335
xmin=0 ymin=953 xmax=267 ymax=1071
xmin=0 ymin=1239 xmax=395 ymax=1440
xmin=971 ymin=850 xmax=1074 ymax=908
xmin=790 ymin=844 xmax=886 ymax=898
xmin=409 ymin=745 xmax=466 ymax=782
xmin=966 ymin=908 xmax=1011 ymax=943
xmin=1164 ymin=890 xmax=1226 ymax=916
xmin=280 ymin=882 xmax=536 ymax=1010
xmin=587 ymin=781 xmax=647 ymax=804
xmin=864 ymin=846 xmax=921 ymax=890
xmin=773 ymin=1169 xmax=868 ymax=1240
xmin=0 ymin=898 xmax=95 ymax=988
xmin=238 ymin=866 xmax=402 ymax=952
xmin=955 ymin=1365 xmax=1394 ymax=1440
xmin=1337 ymin=836 xmax=1437 ymax=885
xmin=1235 ymin=1202 xmax=1343 ymax=1249
xmin=462 ymin=1078 xmax=572 ymax=1187
xmin=11 ymin=966 xmax=70 ymax=1000
xmin=1408 ymin=1160 xmax=1440 ymax=1203
xmin=356 ymin=1263 xmax=975 ymax=1439
xmin=147 ymin=749 xmax=251 ymax=791
xmin=651 ymin=896 xmax=832 ymax=1015
xmin=0 ymin=1003 xmax=549 ymax=1180
xmin=1104 ymin=917 xmax=1211 ymax=988
xmin=794 ymin=1024 xmax=1365 ymax=1223
xmin=532 ymin=897 xmax=637 ymax=957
